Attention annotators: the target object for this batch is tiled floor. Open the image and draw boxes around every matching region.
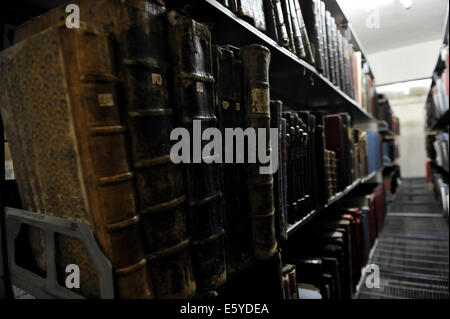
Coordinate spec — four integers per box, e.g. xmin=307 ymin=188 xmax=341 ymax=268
xmin=357 ymin=178 xmax=449 ymax=299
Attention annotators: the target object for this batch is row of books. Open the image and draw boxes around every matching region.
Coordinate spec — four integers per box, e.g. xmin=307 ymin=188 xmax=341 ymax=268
xmin=0 ymin=0 xmax=386 ymax=299
xmin=282 ymin=185 xmax=386 ymax=299
xmin=425 ymin=46 xmax=449 ymax=129
xmin=215 ymin=0 xmax=376 ymax=115
xmin=376 ymin=94 xmax=400 ymax=135
xmin=427 ymin=133 xmax=449 ymax=172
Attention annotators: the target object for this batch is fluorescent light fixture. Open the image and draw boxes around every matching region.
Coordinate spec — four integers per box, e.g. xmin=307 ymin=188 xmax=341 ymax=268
xmin=377 ymin=79 xmax=432 ymax=95
xmin=399 ymin=0 xmax=412 ymax=9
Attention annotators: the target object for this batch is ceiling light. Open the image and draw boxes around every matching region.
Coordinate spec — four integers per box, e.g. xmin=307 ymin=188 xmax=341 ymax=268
xmin=399 ymin=0 xmax=412 ymax=9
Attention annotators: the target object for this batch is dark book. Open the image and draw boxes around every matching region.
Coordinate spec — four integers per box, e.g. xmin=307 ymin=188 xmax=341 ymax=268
xmin=321 ymin=257 xmax=342 ymax=299
xmin=319 ymin=1 xmax=329 ymax=79
xmin=264 ymin=0 xmax=279 ymax=43
xmin=281 ymin=118 xmax=289 ymax=228
xmin=310 ymin=111 xmax=328 ymax=206
xmin=325 ymin=10 xmax=335 ymax=84
xmin=324 ymin=114 xmax=347 ymax=191
xmin=331 ymin=17 xmax=341 ymax=88
xmin=339 ymin=113 xmax=355 ymax=186
xmin=280 ymin=0 xmax=297 ymax=54
xmin=168 ymin=11 xmax=226 ymax=291
xmin=293 ymin=0 xmax=314 ymax=64
xmin=271 ymin=101 xmax=287 ymax=242
xmin=299 ymin=0 xmax=324 ymax=72
xmin=288 ymin=0 xmax=306 ymax=58
xmin=241 ymin=44 xmax=278 ymax=260
xmin=212 ymin=45 xmax=252 ymax=277
xmin=272 ymin=0 xmax=290 ymax=47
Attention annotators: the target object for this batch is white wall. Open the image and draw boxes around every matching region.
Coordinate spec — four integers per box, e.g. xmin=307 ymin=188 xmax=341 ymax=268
xmin=389 ymin=95 xmax=428 ymax=177
xmin=367 ymin=39 xmax=443 ymax=85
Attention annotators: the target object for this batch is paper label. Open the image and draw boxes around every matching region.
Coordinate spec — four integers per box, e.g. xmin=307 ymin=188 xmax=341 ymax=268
xmin=98 ymin=93 xmax=114 ymax=107
xmin=196 ymin=81 xmax=205 ymax=93
xmin=251 ymin=88 xmax=269 ymax=113
xmin=235 ymin=102 xmax=241 ymax=111
xmin=222 ymin=100 xmax=230 ymax=109
xmin=151 ymin=73 xmax=163 ymax=86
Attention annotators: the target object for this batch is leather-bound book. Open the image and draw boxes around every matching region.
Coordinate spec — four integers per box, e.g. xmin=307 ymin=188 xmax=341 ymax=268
xmin=325 ymin=11 xmax=336 ymax=84
xmin=299 ymin=122 xmax=310 ymax=215
xmin=168 ymin=11 xmax=226 ymax=291
xmin=339 ymin=113 xmax=355 ymax=186
xmin=15 ymin=0 xmax=196 ymax=299
xmin=311 ymin=111 xmax=328 ymax=207
xmin=288 ymin=0 xmax=306 ymax=58
xmin=319 ymin=1 xmax=329 ymax=79
xmin=263 ymin=0 xmax=279 ymax=43
xmin=270 ymin=101 xmax=287 ymax=242
xmin=281 ymin=118 xmax=289 ymax=228
xmin=324 ymin=114 xmax=347 ymax=191
xmin=272 ymin=0 xmax=290 ymax=47
xmin=1 ymin=24 xmax=152 ymax=298
xmin=280 ymin=0 xmax=297 ymax=54
xmin=299 ymin=0 xmax=324 ymax=72
xmin=331 ymin=17 xmax=341 ymax=88
xmin=293 ymin=0 xmax=314 ymax=64
xmin=212 ymin=45 xmax=251 ymax=276
xmin=241 ymin=44 xmax=278 ymax=259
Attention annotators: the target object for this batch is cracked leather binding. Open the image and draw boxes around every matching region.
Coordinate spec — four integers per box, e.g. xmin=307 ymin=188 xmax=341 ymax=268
xmin=168 ymin=11 xmax=226 ymax=291
xmin=241 ymin=44 xmax=277 ymax=260
xmin=13 ymin=0 xmax=197 ymax=298
xmin=0 ymin=24 xmax=151 ymax=298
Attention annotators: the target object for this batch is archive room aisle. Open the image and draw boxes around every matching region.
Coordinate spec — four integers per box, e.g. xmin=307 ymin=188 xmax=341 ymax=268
xmin=0 ymin=0 xmax=448 ymax=308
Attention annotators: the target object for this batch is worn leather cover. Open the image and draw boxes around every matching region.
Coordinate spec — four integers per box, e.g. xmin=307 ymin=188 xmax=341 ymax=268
xmin=311 ymin=111 xmax=328 ymax=206
xmin=237 ymin=0 xmax=267 ymax=32
xmin=242 ymin=44 xmax=277 ymax=260
xmin=15 ymin=0 xmax=196 ymax=299
xmin=294 ymin=0 xmax=314 ymax=64
xmin=270 ymin=101 xmax=287 ymax=242
xmin=0 ymin=25 xmax=152 ymax=298
xmin=212 ymin=45 xmax=252 ymax=276
xmin=271 ymin=0 xmax=289 ymax=47
xmin=168 ymin=11 xmax=226 ymax=291
xmin=287 ymin=0 xmax=305 ymax=58
xmin=299 ymin=0 xmax=324 ymax=72
xmin=280 ymin=0 xmax=296 ymax=54
xmin=324 ymin=114 xmax=347 ymax=191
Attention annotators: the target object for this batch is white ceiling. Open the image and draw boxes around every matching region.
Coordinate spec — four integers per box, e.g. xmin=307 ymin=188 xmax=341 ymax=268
xmin=337 ymin=0 xmax=448 ymax=85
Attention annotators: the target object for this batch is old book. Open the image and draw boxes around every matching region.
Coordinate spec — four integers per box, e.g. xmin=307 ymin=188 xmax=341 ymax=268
xmin=270 ymin=101 xmax=287 ymax=242
xmin=331 ymin=17 xmax=341 ymax=88
xmin=0 ymin=24 xmax=152 ymax=298
xmin=281 ymin=118 xmax=289 ymax=228
xmin=237 ymin=0 xmax=267 ymax=32
xmin=299 ymin=0 xmax=324 ymax=72
xmin=272 ymin=0 xmax=290 ymax=47
xmin=339 ymin=113 xmax=355 ymax=186
xmin=294 ymin=0 xmax=314 ymax=64
xmin=168 ymin=11 xmax=226 ymax=291
xmin=212 ymin=45 xmax=252 ymax=276
xmin=324 ymin=114 xmax=347 ymax=191
xmin=281 ymin=0 xmax=297 ymax=54
xmin=325 ymin=11 xmax=335 ymax=84
xmin=241 ymin=44 xmax=278 ymax=259
xmin=319 ymin=1 xmax=329 ymax=79
xmin=263 ymin=0 xmax=279 ymax=42
xmin=311 ymin=111 xmax=328 ymax=207
xmin=15 ymin=0 xmax=196 ymax=299
xmin=287 ymin=0 xmax=306 ymax=58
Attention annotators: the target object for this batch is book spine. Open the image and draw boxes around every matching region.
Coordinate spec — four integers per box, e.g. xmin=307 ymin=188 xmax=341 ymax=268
xmin=67 ymin=27 xmax=153 ymax=299
xmin=320 ymin=1 xmax=329 ymax=79
xmin=272 ymin=0 xmax=290 ymax=47
xmin=119 ymin=1 xmax=195 ymax=299
xmin=331 ymin=17 xmax=341 ymax=88
xmin=288 ymin=0 xmax=306 ymax=58
xmin=270 ymin=101 xmax=287 ymax=242
xmin=168 ymin=11 xmax=226 ymax=291
xmin=264 ymin=0 xmax=279 ymax=43
xmin=294 ymin=0 xmax=314 ymax=64
xmin=325 ymin=11 xmax=335 ymax=84
xmin=281 ymin=0 xmax=296 ymax=54
xmin=281 ymin=118 xmax=288 ymax=229
xmin=242 ymin=44 xmax=278 ymax=259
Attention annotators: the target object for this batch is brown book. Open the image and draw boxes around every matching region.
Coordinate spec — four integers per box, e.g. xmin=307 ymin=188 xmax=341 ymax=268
xmin=14 ymin=0 xmax=196 ymax=299
xmin=0 ymin=24 xmax=152 ymax=298
xmin=241 ymin=44 xmax=277 ymax=260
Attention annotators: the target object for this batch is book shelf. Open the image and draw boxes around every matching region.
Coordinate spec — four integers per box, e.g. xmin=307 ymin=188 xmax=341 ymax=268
xmin=1 ymin=0 xmax=387 ymax=299
xmin=168 ymin=0 xmax=377 ymax=123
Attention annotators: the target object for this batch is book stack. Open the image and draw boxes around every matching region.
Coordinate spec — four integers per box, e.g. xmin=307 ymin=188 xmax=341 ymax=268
xmin=281 ymin=264 xmax=298 ymax=299
xmin=214 ymin=0 xmax=376 ymax=113
xmin=425 ymin=46 xmax=449 ymax=129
